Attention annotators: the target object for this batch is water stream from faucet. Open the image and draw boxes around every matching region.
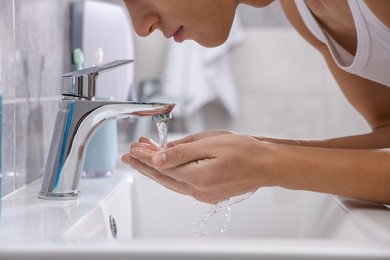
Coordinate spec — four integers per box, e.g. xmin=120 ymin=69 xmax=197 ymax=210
xmin=153 ymin=112 xmax=172 ymax=150
xmin=156 ymin=121 xmax=168 ymax=150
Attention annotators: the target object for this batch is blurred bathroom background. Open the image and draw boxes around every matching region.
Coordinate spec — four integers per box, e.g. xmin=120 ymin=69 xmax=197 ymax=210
xmin=0 ymin=0 xmax=370 ymax=198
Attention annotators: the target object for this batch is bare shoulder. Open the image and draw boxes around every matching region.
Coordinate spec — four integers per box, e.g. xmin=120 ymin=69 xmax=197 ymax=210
xmin=364 ymin=0 xmax=390 ymax=29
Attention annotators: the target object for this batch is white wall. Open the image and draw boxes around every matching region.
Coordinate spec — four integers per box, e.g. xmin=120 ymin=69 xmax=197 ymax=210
xmin=227 ymin=28 xmax=370 ymax=139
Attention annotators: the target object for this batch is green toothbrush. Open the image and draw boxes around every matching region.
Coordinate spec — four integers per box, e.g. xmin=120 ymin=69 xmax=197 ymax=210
xmin=72 ymin=48 xmax=84 ymax=70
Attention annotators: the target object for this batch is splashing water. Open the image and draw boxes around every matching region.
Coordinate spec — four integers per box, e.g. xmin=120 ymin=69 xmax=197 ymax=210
xmin=154 ymin=116 xmax=253 ymax=238
xmin=193 ymin=191 xmax=254 ymax=239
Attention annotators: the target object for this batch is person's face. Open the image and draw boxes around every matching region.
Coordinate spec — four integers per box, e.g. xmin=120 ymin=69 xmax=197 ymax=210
xmin=124 ymin=0 xmax=239 ymax=47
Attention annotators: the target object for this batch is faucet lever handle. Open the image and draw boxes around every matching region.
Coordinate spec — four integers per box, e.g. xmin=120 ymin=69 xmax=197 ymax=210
xmin=61 ymin=59 xmax=135 ymax=99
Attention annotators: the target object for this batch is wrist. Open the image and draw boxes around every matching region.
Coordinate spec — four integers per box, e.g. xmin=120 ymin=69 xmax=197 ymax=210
xmin=253 ymin=141 xmax=284 ymax=188
xmin=256 ymin=141 xmax=307 ymax=190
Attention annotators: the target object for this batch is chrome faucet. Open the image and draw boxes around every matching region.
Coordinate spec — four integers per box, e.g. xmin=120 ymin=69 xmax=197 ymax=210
xmin=38 ymin=60 xmax=174 ymax=200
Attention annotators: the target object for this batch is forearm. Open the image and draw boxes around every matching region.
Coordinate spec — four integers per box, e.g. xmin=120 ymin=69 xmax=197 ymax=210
xmin=253 ymin=124 xmax=390 ymax=149
xmin=264 ymin=142 xmax=390 ymax=204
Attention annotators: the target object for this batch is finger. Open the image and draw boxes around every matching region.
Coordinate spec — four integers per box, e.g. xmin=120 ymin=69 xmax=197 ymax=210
xmin=167 ymin=130 xmax=233 ymax=147
xmin=138 ymin=136 xmax=159 ymax=146
xmin=125 ymin=144 xmax=206 ymax=190
xmin=130 ymin=141 xmax=160 ymax=152
xmin=160 ymin=159 xmax=231 ymax=204
xmin=167 ymin=131 xmax=222 ymax=147
xmin=123 ymin=143 xmax=158 ymax=167
xmin=126 ymin=137 xmax=159 ymax=152
xmin=126 ymin=156 xmax=193 ymax=197
xmin=159 ymin=157 xmax=210 ymax=185
xmin=127 ymin=146 xmax=156 ymax=166
xmin=167 ymin=134 xmax=199 ymax=147
xmin=151 ymin=140 xmax=214 ymax=169
xmin=124 ymin=153 xmax=230 ymax=204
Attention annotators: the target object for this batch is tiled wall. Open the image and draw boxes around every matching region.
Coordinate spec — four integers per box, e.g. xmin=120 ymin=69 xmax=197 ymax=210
xmin=0 ymin=0 xmax=72 ymax=197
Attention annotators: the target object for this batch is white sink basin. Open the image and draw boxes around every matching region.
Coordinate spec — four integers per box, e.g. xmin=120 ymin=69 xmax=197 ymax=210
xmin=1 ymin=166 xmax=390 ymax=260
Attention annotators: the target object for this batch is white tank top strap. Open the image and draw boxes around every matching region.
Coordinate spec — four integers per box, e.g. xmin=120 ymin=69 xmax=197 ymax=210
xmin=294 ymin=0 xmax=390 ymax=87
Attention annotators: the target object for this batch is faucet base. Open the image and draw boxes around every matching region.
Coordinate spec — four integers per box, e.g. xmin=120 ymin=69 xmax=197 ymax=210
xmin=38 ymin=190 xmax=80 ymax=200
xmin=82 ymin=170 xmax=113 ymax=178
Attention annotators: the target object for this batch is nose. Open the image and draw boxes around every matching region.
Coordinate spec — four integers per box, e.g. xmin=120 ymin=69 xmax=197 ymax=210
xmin=132 ymin=13 xmax=159 ymax=37
xmin=125 ymin=2 xmax=159 ymax=37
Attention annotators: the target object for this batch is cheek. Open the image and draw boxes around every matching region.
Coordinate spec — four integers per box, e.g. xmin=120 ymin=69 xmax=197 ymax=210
xmin=194 ymin=21 xmax=233 ymax=47
xmin=192 ymin=6 xmax=236 ymax=47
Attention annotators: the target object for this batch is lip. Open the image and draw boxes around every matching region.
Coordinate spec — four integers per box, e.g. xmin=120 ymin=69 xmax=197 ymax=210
xmin=172 ymin=26 xmax=184 ymax=43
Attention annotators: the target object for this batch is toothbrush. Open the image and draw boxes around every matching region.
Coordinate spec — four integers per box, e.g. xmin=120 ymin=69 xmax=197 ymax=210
xmin=72 ymin=48 xmax=84 ymax=70
xmin=93 ymin=47 xmax=104 ymax=66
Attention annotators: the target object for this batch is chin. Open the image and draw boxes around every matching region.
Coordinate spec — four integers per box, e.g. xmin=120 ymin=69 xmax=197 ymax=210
xmin=195 ymin=34 xmax=229 ymax=48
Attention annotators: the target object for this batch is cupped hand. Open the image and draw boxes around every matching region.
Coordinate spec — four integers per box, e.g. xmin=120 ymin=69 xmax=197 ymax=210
xmin=121 ymin=131 xmax=271 ymax=204
xmin=167 ymin=130 xmax=235 ymax=147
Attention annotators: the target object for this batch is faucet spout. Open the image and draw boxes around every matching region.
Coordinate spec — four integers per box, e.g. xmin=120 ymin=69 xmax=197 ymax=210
xmin=38 ymin=99 xmax=174 ymax=200
xmin=38 ymin=59 xmax=174 ymax=200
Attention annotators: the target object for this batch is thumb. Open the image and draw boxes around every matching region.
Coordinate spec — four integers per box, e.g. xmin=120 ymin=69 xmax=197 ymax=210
xmin=151 ymin=142 xmax=208 ymax=169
